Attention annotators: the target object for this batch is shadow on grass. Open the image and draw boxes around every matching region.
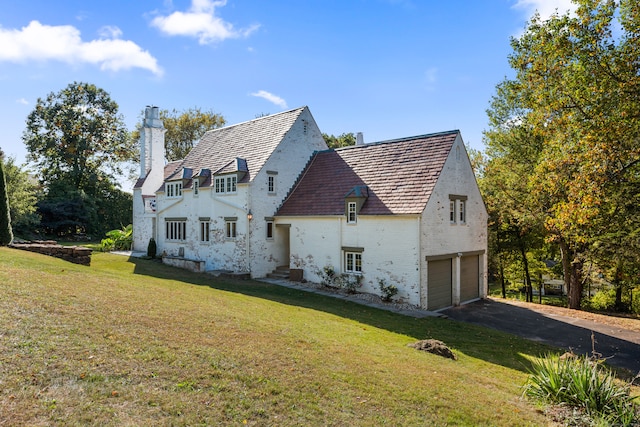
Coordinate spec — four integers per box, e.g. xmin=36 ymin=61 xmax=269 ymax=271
xmin=129 ymin=257 xmax=558 ymax=374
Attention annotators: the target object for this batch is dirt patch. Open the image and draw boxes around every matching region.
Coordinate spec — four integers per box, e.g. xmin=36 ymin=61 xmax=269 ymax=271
xmin=408 ymin=339 xmax=457 ymax=360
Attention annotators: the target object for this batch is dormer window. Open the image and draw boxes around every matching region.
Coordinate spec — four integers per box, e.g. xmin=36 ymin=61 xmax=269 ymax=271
xmin=166 ymin=181 xmax=183 ymax=198
xmin=347 ymin=202 xmax=357 ymax=223
xmin=215 ymin=175 xmax=237 ymax=194
xmin=345 ymin=185 xmax=368 ymax=225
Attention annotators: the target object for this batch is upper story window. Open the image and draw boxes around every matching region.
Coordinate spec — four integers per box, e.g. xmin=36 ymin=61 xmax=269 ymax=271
xmin=166 ymin=181 xmax=183 ymax=198
xmin=193 ymin=180 xmax=199 ymax=196
xmin=267 ymin=171 xmax=278 ymax=194
xmin=215 ymin=175 xmax=237 ymax=194
xmin=347 ymin=202 xmax=357 ymax=223
xmin=458 ymin=200 xmax=466 ymax=224
xmin=449 ymin=195 xmax=467 ymax=225
xmin=268 ymin=175 xmax=275 ymax=193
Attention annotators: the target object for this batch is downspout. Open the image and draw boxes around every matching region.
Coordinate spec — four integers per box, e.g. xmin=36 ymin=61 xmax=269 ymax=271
xmin=418 ymin=214 xmax=423 ymax=306
xmin=246 ymin=182 xmax=251 ymax=275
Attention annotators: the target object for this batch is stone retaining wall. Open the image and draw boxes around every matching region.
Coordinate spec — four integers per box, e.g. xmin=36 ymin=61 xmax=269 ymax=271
xmin=9 ymin=240 xmax=92 ymax=266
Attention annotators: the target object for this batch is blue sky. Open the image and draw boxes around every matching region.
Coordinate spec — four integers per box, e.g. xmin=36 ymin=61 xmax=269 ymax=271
xmin=0 ymin=0 xmax=576 ymax=187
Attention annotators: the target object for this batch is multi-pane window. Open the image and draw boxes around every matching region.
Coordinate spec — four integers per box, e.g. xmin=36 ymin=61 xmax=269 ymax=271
xmin=200 ymin=220 xmax=210 ymax=242
xmin=450 ymin=200 xmax=456 ymax=223
xmin=458 ymin=200 xmax=466 ymax=224
xmin=345 ymin=252 xmax=362 ymax=274
xmin=215 ymin=175 xmax=237 ymax=194
xmin=193 ymin=180 xmax=199 ymax=196
xmin=166 ymin=182 xmax=182 ymax=198
xmin=347 ymin=202 xmax=357 ymax=223
xmin=268 ymin=175 xmax=275 ymax=193
xmin=449 ymin=195 xmax=467 ymax=224
xmin=166 ymin=220 xmax=186 ymax=241
xmin=225 ymin=220 xmax=237 ymax=239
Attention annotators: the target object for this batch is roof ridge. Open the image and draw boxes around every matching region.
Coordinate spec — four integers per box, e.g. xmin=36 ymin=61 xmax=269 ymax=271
xmin=335 ymin=129 xmax=459 ymax=151
xmin=203 ymin=106 xmax=307 ymax=136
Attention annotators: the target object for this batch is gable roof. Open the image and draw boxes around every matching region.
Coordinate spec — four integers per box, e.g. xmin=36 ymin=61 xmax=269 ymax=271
xmin=276 ymin=130 xmax=459 ymax=216
xmin=165 ymin=106 xmax=308 ymax=184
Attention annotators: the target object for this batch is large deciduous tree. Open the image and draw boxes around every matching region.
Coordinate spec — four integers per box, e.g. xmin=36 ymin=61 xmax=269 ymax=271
xmin=23 ymin=82 xmax=134 ymax=189
xmin=22 ymin=82 xmax=135 ymax=237
xmin=0 ymin=149 xmax=13 ymax=245
xmin=484 ymin=0 xmax=640 ymax=310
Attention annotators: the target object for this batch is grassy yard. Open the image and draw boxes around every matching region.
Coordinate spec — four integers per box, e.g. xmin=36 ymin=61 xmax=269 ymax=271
xmin=0 ymin=248 xmax=557 ymax=426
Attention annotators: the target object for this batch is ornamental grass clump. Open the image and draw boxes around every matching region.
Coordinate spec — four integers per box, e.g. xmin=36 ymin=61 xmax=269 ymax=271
xmin=524 ymin=354 xmax=639 ymax=426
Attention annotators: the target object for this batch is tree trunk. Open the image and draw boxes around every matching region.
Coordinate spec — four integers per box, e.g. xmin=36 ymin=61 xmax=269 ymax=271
xmin=568 ymin=257 xmax=583 ymax=310
xmin=519 ymin=241 xmax=533 ymax=303
xmin=559 ymin=238 xmax=571 ymax=306
xmin=613 ymin=261 xmax=625 ymax=312
xmin=538 ymin=272 xmax=543 ymax=304
xmin=500 ymin=257 xmax=506 ymax=299
xmin=497 ymin=230 xmax=506 ymax=299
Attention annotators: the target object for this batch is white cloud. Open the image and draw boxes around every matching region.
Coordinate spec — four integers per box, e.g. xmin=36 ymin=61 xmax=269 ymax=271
xmin=16 ymin=98 xmax=28 ymax=105
xmin=151 ymin=0 xmax=259 ymax=45
xmin=513 ymin=0 xmax=577 ymax=21
xmin=0 ymin=20 xmax=162 ymax=76
xmin=250 ymin=90 xmax=287 ymax=109
xmin=98 ymin=25 xmax=123 ymax=39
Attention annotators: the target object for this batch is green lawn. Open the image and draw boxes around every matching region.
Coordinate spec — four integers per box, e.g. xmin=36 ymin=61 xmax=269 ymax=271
xmin=0 ymin=248 xmax=555 ymax=426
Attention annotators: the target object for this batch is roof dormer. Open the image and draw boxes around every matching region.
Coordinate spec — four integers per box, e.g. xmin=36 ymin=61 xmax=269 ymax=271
xmin=345 ymin=185 xmax=368 ymax=223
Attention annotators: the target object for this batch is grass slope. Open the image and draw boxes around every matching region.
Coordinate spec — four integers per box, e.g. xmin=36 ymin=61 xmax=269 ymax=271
xmin=0 ymin=248 xmax=552 ymax=426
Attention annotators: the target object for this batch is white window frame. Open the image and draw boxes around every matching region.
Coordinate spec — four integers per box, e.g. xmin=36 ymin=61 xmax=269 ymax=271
xmin=166 ymin=182 xmax=183 ymax=198
xmin=200 ymin=220 xmax=210 ymax=242
xmin=347 ymin=201 xmax=357 ymax=223
xmin=225 ymin=220 xmax=237 ymax=239
xmin=449 ymin=195 xmax=467 ymax=225
xmin=458 ymin=199 xmax=466 ymax=224
xmin=165 ymin=220 xmax=186 ymax=241
xmin=344 ymin=252 xmax=362 ymax=274
xmin=450 ymin=200 xmax=456 ymax=223
xmin=267 ymin=175 xmax=275 ymax=193
xmin=215 ymin=175 xmax=237 ymax=194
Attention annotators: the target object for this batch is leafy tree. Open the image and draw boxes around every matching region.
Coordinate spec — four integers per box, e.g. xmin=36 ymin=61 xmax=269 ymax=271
xmin=23 ymin=82 xmax=134 ymax=189
xmin=22 ymin=82 xmax=135 ymax=238
xmin=132 ymin=107 xmax=226 ymax=161
xmin=1 ymin=156 xmax=40 ymax=236
xmin=483 ymin=0 xmax=640 ymax=310
xmin=0 ymin=149 xmax=13 ymax=245
xmin=323 ymin=132 xmax=356 ymax=149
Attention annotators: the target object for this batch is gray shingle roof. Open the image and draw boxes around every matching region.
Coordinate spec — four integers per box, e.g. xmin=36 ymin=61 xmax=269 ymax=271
xmin=167 ymin=106 xmax=308 ymax=184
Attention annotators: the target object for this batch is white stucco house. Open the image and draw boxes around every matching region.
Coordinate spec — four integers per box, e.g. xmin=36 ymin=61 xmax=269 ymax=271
xmin=132 ymin=105 xmax=488 ymax=310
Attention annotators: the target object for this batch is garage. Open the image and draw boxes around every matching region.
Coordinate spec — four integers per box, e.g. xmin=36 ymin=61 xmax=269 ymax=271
xmin=427 ymin=258 xmax=452 ymax=310
xmin=460 ymin=255 xmax=480 ymax=302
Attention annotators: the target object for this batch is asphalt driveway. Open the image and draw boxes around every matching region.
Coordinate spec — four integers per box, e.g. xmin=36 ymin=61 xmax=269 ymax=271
xmin=441 ymin=298 xmax=640 ymax=374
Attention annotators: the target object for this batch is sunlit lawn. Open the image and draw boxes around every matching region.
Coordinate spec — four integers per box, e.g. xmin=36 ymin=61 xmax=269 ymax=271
xmin=0 ymin=248 xmax=554 ymax=426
